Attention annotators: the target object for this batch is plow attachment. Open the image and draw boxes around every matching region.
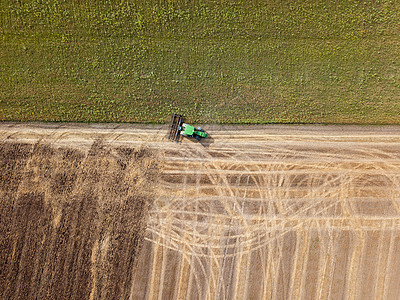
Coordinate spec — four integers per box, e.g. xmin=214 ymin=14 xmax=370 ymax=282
xmin=167 ymin=114 xmax=183 ymax=142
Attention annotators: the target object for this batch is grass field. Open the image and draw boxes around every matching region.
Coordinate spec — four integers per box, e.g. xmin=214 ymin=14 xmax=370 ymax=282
xmin=1 ymin=0 xmax=400 ymax=124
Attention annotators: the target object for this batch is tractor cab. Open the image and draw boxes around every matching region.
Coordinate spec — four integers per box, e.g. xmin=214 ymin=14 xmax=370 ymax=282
xmin=181 ymin=123 xmax=208 ymax=141
xmin=182 ymin=123 xmax=195 ymax=136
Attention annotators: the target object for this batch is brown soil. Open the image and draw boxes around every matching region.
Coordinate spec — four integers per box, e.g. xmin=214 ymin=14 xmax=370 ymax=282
xmin=0 ymin=140 xmax=159 ymax=300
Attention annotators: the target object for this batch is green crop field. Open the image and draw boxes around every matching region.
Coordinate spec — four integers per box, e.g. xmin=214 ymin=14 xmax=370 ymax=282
xmin=1 ymin=0 xmax=400 ymax=124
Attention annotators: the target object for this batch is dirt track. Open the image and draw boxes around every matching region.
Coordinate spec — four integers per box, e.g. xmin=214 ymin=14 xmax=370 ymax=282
xmin=2 ymin=123 xmax=400 ymax=299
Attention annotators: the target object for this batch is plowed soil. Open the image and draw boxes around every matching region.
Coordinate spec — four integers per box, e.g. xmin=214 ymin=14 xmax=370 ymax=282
xmin=0 ymin=136 xmax=159 ymax=299
xmin=1 ymin=123 xmax=400 ymax=299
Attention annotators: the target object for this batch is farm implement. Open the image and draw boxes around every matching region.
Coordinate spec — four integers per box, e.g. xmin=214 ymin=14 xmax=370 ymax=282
xmin=168 ymin=114 xmax=209 ymax=142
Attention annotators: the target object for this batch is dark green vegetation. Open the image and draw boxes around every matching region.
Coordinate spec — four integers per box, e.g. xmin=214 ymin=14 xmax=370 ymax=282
xmin=1 ymin=0 xmax=400 ymax=124
xmin=0 ymin=141 xmax=159 ymax=299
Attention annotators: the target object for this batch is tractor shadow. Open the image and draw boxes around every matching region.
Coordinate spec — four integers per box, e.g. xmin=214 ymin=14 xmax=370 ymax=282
xmin=185 ymin=136 xmax=214 ymax=148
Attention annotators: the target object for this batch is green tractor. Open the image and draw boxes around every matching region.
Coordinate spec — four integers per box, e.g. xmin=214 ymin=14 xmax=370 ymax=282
xmin=168 ymin=114 xmax=209 ymax=142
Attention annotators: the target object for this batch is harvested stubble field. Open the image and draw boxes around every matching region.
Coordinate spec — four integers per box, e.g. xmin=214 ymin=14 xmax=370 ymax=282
xmin=1 ymin=123 xmax=400 ymax=299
